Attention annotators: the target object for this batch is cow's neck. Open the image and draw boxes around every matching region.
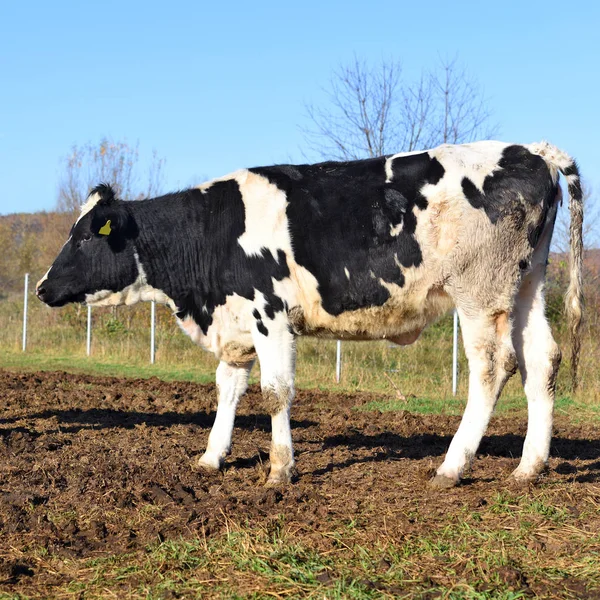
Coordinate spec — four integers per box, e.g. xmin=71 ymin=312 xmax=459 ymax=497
xmin=129 ymin=190 xmax=221 ymax=327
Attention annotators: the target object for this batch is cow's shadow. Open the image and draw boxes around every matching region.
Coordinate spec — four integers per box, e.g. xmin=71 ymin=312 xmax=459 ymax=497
xmin=1 ymin=408 xmax=599 ymax=483
xmin=298 ymin=430 xmax=600 ymax=483
xmin=0 ymin=408 xmax=316 ymax=434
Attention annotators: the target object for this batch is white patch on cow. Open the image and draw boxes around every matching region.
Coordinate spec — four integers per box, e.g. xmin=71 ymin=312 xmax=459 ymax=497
xmin=235 ymin=171 xmax=293 ymax=260
xmin=390 ymin=222 xmax=403 ymax=236
xmin=85 ymin=251 xmax=177 ymax=310
xmin=565 ymin=173 xmax=579 ymax=186
xmin=344 ymin=267 xmax=350 ymax=280
xmin=511 ymin=201 xmax=560 ymax=481
xmin=76 ymin=191 xmax=103 ymax=224
xmin=272 ymin=276 xmax=299 ymax=309
xmin=429 ymin=141 xmax=508 ymax=193
xmin=177 ymin=293 xmax=255 ymax=362
xmin=512 ymin=278 xmax=557 ymax=480
xmin=434 ymin=311 xmax=501 ymax=482
xmin=36 ymin=265 xmax=53 ymax=291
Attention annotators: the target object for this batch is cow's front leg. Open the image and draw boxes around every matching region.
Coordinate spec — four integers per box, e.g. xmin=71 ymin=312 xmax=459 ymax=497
xmin=252 ymin=309 xmax=296 ymax=485
xmin=197 ymin=360 xmax=254 ymax=471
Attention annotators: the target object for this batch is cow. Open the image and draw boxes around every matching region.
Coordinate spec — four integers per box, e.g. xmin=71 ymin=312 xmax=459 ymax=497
xmin=36 ymin=140 xmax=583 ymax=488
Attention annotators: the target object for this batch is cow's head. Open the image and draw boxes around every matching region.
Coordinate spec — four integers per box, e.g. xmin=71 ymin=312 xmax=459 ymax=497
xmin=36 ymin=184 xmax=140 ymax=307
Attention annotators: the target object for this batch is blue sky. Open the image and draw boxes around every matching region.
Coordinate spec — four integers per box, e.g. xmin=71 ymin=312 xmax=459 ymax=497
xmin=1 ymin=0 xmax=599 ymax=215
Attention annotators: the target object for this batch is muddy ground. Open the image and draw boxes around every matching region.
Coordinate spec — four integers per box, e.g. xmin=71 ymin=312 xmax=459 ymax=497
xmin=0 ymin=369 xmax=599 ymax=598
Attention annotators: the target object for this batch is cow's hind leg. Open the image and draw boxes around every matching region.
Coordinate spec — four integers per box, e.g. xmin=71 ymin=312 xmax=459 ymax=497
xmin=511 ymin=271 xmax=561 ymax=482
xmin=432 ymin=309 xmax=518 ymax=487
xmin=252 ymin=309 xmax=296 ymax=486
xmin=197 ymin=360 xmax=254 ymax=471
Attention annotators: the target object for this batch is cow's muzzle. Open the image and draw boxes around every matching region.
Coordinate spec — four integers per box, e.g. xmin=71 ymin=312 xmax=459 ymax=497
xmin=35 ymin=284 xmax=48 ymax=303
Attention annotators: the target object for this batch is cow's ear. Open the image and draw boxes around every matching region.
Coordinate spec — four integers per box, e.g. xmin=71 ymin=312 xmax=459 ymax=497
xmin=91 ymin=202 xmax=138 ymax=247
xmin=91 ymin=202 xmax=128 ymax=235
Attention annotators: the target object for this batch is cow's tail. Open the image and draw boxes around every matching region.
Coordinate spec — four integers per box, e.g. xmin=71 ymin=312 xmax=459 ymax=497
xmin=529 ymin=141 xmax=584 ymax=390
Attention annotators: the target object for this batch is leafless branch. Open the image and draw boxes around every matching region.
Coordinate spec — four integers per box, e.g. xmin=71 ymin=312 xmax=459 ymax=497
xmin=56 ymin=138 xmax=166 ymax=214
xmin=302 ymin=55 xmax=497 ymax=160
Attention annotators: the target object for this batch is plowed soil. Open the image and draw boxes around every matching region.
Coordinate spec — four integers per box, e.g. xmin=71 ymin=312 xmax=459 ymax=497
xmin=0 ymin=369 xmax=599 ymax=599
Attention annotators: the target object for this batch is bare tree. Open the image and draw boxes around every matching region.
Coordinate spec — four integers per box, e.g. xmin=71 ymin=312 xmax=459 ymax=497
xmin=302 ymin=56 xmax=497 ymax=160
xmin=429 ymin=57 xmax=497 ymax=145
xmin=303 ymin=57 xmax=402 ymax=160
xmin=56 ymin=138 xmax=166 ymax=215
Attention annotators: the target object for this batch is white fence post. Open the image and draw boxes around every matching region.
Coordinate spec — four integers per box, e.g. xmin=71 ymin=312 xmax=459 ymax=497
xmin=86 ymin=305 xmax=92 ymax=356
xmin=335 ymin=340 xmax=342 ymax=383
xmin=150 ymin=300 xmax=156 ymax=364
xmin=452 ymin=309 xmax=459 ymax=396
xmin=22 ymin=273 xmax=29 ymax=352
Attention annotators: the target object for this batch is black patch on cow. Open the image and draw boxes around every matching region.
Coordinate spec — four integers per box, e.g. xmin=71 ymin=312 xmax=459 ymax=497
xmin=40 ymin=178 xmax=293 ymax=329
xmin=256 ymin=321 xmax=269 ymax=336
xmin=462 ymin=145 xmax=558 ymax=234
xmin=389 ymin=154 xmax=445 ymax=211
xmin=263 ymin=303 xmax=275 ymax=320
xmin=250 ymin=152 xmax=443 ymax=315
xmin=253 ymin=309 xmax=261 ymax=320
xmin=461 ymin=176 xmax=501 ymax=222
xmin=562 ymin=163 xmax=578 ymax=178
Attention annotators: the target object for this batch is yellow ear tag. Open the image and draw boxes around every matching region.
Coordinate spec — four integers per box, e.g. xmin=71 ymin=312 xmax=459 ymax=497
xmin=98 ymin=219 xmax=112 ymax=236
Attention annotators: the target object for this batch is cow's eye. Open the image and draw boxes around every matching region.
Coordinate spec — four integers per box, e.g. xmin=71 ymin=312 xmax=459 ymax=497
xmin=76 ymin=233 xmax=93 ymax=248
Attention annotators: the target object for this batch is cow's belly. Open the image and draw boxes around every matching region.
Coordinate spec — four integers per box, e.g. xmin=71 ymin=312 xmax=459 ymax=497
xmin=280 ymin=211 xmax=455 ymax=342
xmin=288 ymin=274 xmax=453 ymax=343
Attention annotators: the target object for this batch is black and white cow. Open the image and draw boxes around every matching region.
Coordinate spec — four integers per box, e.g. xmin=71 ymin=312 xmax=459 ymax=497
xmin=37 ymin=141 xmax=583 ymax=487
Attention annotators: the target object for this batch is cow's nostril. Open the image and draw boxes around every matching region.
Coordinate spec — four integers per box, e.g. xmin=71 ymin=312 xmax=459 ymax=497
xmin=36 ymin=286 xmax=46 ymax=297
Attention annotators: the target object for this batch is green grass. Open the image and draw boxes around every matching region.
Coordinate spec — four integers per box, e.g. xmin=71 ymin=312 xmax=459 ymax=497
xmin=357 ymin=393 xmax=593 ymax=418
xmin=358 ymin=394 xmax=467 ymax=415
xmin=15 ymin=493 xmax=600 ymax=599
xmin=0 ymin=347 xmax=215 ymax=384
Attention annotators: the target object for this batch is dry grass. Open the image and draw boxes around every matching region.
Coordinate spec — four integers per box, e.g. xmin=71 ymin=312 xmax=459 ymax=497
xmin=1 ymin=293 xmax=599 ymax=405
xmin=0 ymin=296 xmax=600 ymax=403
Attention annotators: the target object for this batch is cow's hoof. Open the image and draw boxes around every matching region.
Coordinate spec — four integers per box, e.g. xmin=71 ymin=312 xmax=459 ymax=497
xmin=265 ymin=468 xmax=295 ymax=487
xmin=509 ymin=469 xmax=541 ymax=485
xmin=509 ymin=460 xmax=546 ymax=484
xmin=265 ymin=474 xmax=292 ymax=487
xmin=429 ymin=474 xmax=459 ymax=489
xmin=194 ymin=455 xmax=222 ymax=472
